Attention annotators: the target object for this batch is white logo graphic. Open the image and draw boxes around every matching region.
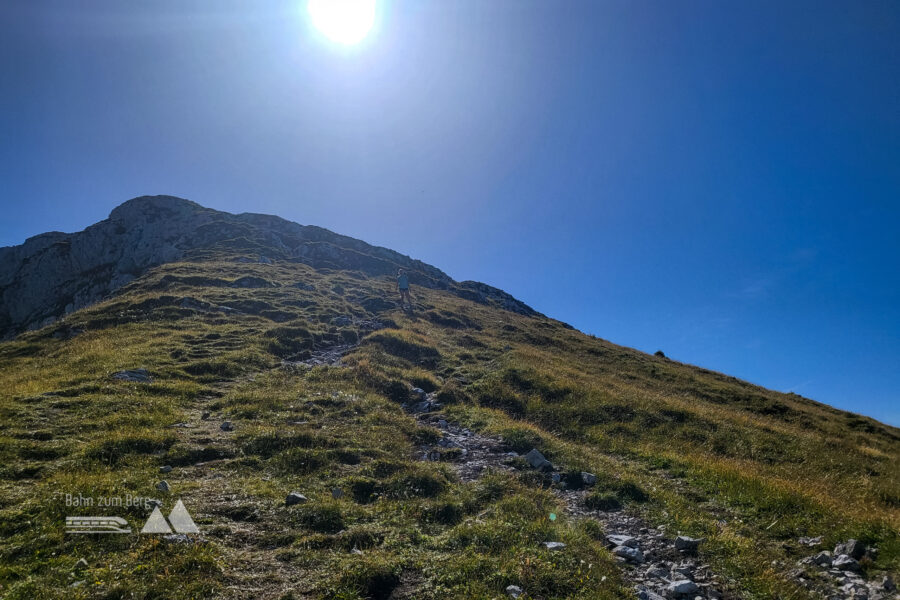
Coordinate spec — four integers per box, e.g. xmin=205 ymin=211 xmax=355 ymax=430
xmin=141 ymin=500 xmax=200 ymax=534
xmin=65 ymin=499 xmax=199 ymax=535
xmin=65 ymin=516 xmax=131 ymax=534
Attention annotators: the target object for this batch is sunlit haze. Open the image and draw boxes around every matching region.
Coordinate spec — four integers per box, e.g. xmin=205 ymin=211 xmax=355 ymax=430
xmin=308 ymin=0 xmax=376 ymax=45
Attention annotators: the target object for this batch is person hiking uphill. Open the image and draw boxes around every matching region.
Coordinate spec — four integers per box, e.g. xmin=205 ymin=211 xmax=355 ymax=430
xmin=397 ymin=268 xmax=413 ymax=310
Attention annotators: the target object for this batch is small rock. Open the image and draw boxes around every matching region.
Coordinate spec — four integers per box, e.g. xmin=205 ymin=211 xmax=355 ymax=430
xmin=672 ymin=564 xmax=694 ymax=578
xmin=505 ymin=584 xmax=523 ymax=598
xmin=666 ymin=580 xmax=700 ymax=597
xmin=799 ymin=536 xmax=823 ymax=547
xmin=542 ymin=541 xmax=566 ymax=550
xmin=74 ymin=558 xmax=88 ymax=570
xmin=834 ymin=539 xmax=866 ymax=560
xmin=674 ymin=536 xmax=702 ymax=553
xmin=635 ymin=587 xmax=666 ymax=600
xmin=581 ymin=472 xmax=598 ymax=486
xmin=524 ymin=448 xmax=553 ymax=471
xmin=159 ymin=465 xmax=173 ymax=474
xmin=351 ymin=547 xmax=363 ymax=555
xmin=645 ymin=565 xmax=669 ymax=579
xmin=551 ymin=473 xmax=561 ymax=483
xmin=882 ymin=575 xmax=896 ymax=592
xmin=437 ymin=419 xmax=449 ymax=428
xmin=156 ymin=481 xmax=170 ymax=493
xmin=220 ymin=421 xmax=234 ymax=431
xmin=111 ymin=368 xmax=151 ymax=383
xmin=411 ymin=387 xmax=427 ymax=399
xmin=285 ymin=492 xmax=308 ymax=506
xmin=832 ymin=554 xmax=861 ymax=572
xmin=613 ymin=545 xmax=644 ymax=563
xmin=201 ymin=411 xmax=211 ymax=420
xmin=331 ymin=488 xmax=343 ymax=499
xmin=607 ymin=534 xmax=639 ymax=548
xmin=812 ymin=551 xmax=833 ymax=567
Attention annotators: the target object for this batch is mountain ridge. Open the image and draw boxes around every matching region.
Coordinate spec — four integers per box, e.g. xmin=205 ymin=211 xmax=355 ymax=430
xmin=0 ymin=195 xmax=537 ymax=338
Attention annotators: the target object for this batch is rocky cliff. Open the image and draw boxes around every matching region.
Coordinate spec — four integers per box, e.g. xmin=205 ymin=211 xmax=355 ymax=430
xmin=0 ymin=195 xmax=537 ymax=337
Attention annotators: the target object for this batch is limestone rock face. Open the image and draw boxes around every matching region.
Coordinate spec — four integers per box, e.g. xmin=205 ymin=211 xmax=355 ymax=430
xmin=1 ymin=195 xmax=539 ymax=337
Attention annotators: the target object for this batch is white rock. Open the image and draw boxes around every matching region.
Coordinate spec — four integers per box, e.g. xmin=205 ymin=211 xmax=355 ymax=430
xmin=505 ymin=584 xmax=523 ymax=598
xmin=542 ymin=541 xmax=566 ymax=550
xmin=285 ymin=492 xmax=308 ymax=506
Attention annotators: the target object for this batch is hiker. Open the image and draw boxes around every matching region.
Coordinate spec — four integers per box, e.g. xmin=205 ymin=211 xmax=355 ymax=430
xmin=397 ymin=268 xmax=413 ymax=310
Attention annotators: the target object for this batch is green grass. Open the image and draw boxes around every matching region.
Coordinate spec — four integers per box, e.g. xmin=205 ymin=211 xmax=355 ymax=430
xmin=0 ymin=258 xmax=896 ymax=599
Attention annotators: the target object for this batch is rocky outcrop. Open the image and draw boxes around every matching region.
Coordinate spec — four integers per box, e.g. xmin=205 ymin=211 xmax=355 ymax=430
xmin=0 ymin=195 xmax=539 ymax=337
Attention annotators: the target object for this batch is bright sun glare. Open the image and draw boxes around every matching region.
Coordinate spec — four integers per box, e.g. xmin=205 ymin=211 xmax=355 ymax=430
xmin=308 ymin=0 xmax=376 ymax=45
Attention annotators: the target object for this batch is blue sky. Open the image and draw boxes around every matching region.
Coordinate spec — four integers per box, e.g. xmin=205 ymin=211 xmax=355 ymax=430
xmin=1 ymin=1 xmax=898 ymax=425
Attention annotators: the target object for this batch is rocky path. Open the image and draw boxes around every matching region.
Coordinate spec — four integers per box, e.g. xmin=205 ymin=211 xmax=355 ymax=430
xmin=406 ymin=390 xmax=898 ymax=600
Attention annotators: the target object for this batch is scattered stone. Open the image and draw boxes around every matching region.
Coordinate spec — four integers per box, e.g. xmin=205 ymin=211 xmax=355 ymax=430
xmin=672 ymin=563 xmax=694 ymax=577
xmin=156 ymin=481 xmax=170 ymax=493
xmin=812 ymin=551 xmax=833 ymax=567
xmin=832 ymin=554 xmax=861 ymax=572
xmin=799 ymin=536 xmax=823 ymax=547
xmin=674 ymin=535 xmax=702 ymax=553
xmin=285 ymin=492 xmax=308 ymax=506
xmin=612 ymin=545 xmax=644 ymax=563
xmin=437 ymin=419 xmax=449 ymax=428
xmin=581 ymin=472 xmax=597 ymax=486
xmin=542 ymin=541 xmax=566 ymax=550
xmin=201 ymin=411 xmax=210 ymax=420
xmin=112 ymin=368 xmax=151 ymax=383
xmin=882 ymin=575 xmax=896 ymax=592
xmin=411 ymin=387 xmax=427 ymax=399
xmin=524 ymin=448 xmax=553 ymax=471
xmin=645 ymin=565 xmax=669 ymax=579
xmin=331 ymin=487 xmax=343 ymax=499
xmin=159 ymin=465 xmax=172 ymax=474
xmin=220 ymin=421 xmax=234 ymax=431
xmin=835 ymin=539 xmax=866 ymax=560
xmin=505 ymin=584 xmax=523 ymax=598
xmin=350 ymin=547 xmax=363 ymax=555
xmin=666 ymin=580 xmax=700 ymax=597
xmin=74 ymin=558 xmax=88 ymax=570
xmin=607 ymin=534 xmax=639 ymax=548
xmin=551 ymin=473 xmax=561 ymax=483
xmin=635 ymin=587 xmax=666 ymax=600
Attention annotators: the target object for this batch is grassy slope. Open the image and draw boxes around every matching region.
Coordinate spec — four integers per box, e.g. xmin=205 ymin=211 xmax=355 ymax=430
xmin=0 ymin=259 xmax=897 ymax=599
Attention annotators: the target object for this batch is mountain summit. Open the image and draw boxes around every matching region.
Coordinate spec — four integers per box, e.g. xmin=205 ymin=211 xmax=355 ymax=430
xmin=0 ymin=197 xmax=897 ymax=599
xmin=0 ymin=195 xmax=535 ymax=337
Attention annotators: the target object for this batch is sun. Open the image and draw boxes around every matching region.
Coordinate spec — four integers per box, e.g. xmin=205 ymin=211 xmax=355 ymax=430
xmin=308 ymin=0 xmax=376 ymax=45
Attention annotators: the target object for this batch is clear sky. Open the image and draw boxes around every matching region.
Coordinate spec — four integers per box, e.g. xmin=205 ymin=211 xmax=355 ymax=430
xmin=1 ymin=1 xmax=898 ymax=425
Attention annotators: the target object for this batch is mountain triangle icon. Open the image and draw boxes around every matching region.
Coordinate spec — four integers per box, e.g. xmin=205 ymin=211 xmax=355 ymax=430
xmin=167 ymin=499 xmax=200 ymax=534
xmin=141 ymin=506 xmax=172 ymax=534
xmin=140 ymin=500 xmax=200 ymax=534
